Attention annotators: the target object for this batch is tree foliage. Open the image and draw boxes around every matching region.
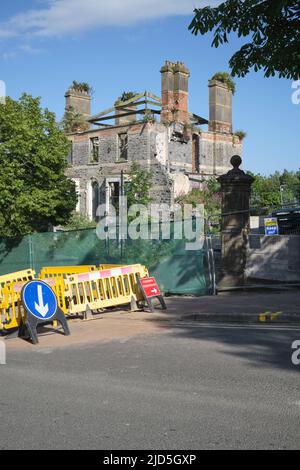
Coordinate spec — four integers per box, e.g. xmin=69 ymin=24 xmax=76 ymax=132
xmin=249 ymin=169 xmax=300 ymax=207
xmin=175 ymin=170 xmax=300 ymax=217
xmin=0 ymin=94 xmax=77 ymax=237
xmin=62 ymin=105 xmax=90 ymax=133
xmin=211 ymin=72 xmax=236 ymax=93
xmin=61 ymin=212 xmax=96 ymax=230
xmin=70 ymin=81 xmax=93 ymax=95
xmin=125 ymin=162 xmax=153 ymax=207
xmin=176 ymin=178 xmax=222 ymax=215
xmin=189 ymin=1 xmax=300 ymax=79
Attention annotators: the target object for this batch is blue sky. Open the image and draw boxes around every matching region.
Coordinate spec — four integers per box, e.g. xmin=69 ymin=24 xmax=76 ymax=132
xmin=0 ymin=0 xmax=299 ymax=175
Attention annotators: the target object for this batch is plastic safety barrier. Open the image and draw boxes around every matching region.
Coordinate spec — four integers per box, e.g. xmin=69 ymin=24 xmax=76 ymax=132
xmin=0 ymin=264 xmax=149 ymax=331
xmin=98 ymin=264 xmax=123 ymax=270
xmin=39 ymin=265 xmax=98 ymax=314
xmin=64 ymin=264 xmax=149 ymax=315
xmin=0 ymin=269 xmax=36 ymax=330
xmin=39 ymin=265 xmax=97 ymax=279
xmin=0 ymin=269 xmax=36 ymax=286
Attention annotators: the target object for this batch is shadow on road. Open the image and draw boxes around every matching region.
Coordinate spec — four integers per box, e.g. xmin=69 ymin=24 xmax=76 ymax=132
xmin=161 ymin=322 xmax=300 ymax=373
xmin=140 ymin=289 xmax=300 ymax=373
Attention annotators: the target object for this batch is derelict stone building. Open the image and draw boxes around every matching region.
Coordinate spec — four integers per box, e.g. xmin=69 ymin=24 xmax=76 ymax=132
xmin=65 ymin=60 xmax=242 ymax=220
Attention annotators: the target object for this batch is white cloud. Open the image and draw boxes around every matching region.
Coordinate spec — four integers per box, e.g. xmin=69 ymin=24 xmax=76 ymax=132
xmin=0 ymin=0 xmax=219 ymax=38
xmin=19 ymin=44 xmax=43 ymax=54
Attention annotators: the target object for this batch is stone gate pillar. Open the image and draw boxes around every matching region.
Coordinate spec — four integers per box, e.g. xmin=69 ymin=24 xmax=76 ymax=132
xmin=217 ymin=155 xmax=254 ymax=288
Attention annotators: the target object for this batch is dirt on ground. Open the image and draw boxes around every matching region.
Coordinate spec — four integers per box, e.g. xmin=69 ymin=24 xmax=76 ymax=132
xmin=3 ymin=310 xmax=169 ymax=352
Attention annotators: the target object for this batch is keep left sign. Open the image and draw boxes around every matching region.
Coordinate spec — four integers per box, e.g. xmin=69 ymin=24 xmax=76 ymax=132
xmin=20 ymin=280 xmax=70 ymax=344
xmin=22 ymin=280 xmax=57 ymax=320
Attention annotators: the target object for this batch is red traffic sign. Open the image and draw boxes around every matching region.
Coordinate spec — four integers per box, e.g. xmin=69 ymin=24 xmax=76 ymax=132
xmin=139 ymin=277 xmax=161 ymax=298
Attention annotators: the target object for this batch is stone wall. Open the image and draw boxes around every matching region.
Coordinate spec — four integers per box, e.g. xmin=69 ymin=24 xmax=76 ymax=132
xmin=200 ymin=131 xmax=242 ymax=176
xmin=149 ymin=125 xmax=173 ymax=204
xmin=66 ymin=122 xmax=175 ymax=213
xmin=71 ymin=140 xmax=90 ymax=165
xmin=246 ymin=235 xmax=300 ymax=282
xmin=98 ymin=135 xmax=118 ymax=163
xmin=66 ymin=120 xmax=241 ymax=217
xmin=168 ymin=123 xmax=192 ymax=171
xmin=169 ymin=140 xmax=193 ymax=173
xmin=128 ymin=127 xmax=150 ymax=163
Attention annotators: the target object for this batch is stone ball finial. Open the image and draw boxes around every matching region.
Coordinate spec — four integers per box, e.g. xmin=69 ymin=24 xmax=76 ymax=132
xmin=230 ymin=155 xmax=242 ymax=169
xmin=218 ymin=154 xmax=254 ymax=185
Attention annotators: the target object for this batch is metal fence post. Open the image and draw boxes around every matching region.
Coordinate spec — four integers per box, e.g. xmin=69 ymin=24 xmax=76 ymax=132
xmin=28 ymin=235 xmax=34 ymax=271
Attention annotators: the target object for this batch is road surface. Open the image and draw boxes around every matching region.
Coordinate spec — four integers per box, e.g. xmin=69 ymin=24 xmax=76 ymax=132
xmin=1 ymin=323 xmax=299 ymax=449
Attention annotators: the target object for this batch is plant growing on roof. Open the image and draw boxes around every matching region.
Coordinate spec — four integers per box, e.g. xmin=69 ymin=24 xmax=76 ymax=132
xmin=142 ymin=114 xmax=157 ymax=123
xmin=70 ymin=81 xmax=94 ymax=95
xmin=211 ymin=72 xmax=236 ymax=94
xmin=234 ymin=130 xmax=247 ymax=140
xmin=116 ymin=91 xmax=137 ymax=104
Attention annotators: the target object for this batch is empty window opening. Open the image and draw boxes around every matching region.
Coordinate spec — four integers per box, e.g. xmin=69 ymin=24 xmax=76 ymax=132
xmin=192 ymin=134 xmax=199 ymax=172
xmin=118 ymin=133 xmax=128 ymax=161
xmin=90 ymin=137 xmax=99 ymax=162
xmin=109 ymin=182 xmax=120 ymax=211
xmin=92 ymin=181 xmax=100 ymax=220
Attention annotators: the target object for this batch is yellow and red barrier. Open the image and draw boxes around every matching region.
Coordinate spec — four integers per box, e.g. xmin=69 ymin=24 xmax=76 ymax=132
xmin=0 ymin=264 xmax=149 ymax=331
xmin=39 ymin=265 xmax=98 ymax=314
xmin=64 ymin=264 xmax=148 ymax=315
xmin=0 ymin=269 xmax=36 ymax=330
xmin=39 ymin=265 xmax=97 ymax=279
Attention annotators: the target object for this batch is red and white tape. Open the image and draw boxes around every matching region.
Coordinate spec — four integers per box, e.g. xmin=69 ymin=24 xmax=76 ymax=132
xmin=76 ymin=265 xmax=135 ymax=282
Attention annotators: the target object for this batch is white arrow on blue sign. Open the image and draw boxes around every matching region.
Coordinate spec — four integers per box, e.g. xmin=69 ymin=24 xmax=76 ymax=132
xmin=22 ymin=280 xmax=57 ymax=320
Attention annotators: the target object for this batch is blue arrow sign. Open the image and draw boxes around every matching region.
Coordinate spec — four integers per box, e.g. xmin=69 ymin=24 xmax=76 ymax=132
xmin=22 ymin=280 xmax=57 ymax=320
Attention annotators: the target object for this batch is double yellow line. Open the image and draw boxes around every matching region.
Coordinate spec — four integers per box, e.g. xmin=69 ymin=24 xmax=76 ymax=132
xmin=258 ymin=311 xmax=283 ymax=322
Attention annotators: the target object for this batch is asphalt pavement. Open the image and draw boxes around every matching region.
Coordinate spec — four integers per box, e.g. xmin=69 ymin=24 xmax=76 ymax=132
xmin=1 ymin=323 xmax=299 ymax=450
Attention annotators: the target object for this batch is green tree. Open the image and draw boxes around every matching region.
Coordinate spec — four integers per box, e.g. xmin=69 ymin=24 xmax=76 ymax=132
xmin=250 ymin=172 xmax=281 ymax=207
xmin=249 ymin=169 xmax=300 ymax=208
xmin=125 ymin=162 xmax=153 ymax=207
xmin=62 ymin=105 xmax=90 ymax=133
xmin=0 ymin=94 xmax=77 ymax=237
xmin=189 ymin=1 xmax=300 ymax=79
xmin=176 ymin=178 xmax=222 ymax=215
xmin=61 ymin=212 xmax=96 ymax=230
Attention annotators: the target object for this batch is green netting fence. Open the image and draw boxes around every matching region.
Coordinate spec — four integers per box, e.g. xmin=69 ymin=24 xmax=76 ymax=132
xmin=0 ymin=219 xmax=213 ymax=296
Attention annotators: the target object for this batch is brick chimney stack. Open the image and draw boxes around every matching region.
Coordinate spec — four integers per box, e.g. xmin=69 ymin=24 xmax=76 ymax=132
xmin=65 ymin=87 xmax=91 ymax=120
xmin=160 ymin=60 xmax=190 ymax=124
xmin=208 ymin=79 xmax=232 ymax=133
